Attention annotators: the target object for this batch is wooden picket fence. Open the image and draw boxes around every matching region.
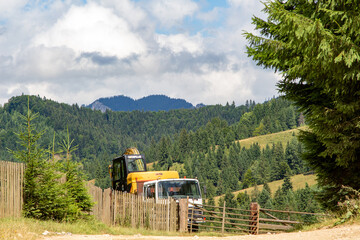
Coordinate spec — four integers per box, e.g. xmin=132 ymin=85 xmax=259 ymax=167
xmin=85 ymin=184 xmax=178 ymax=231
xmin=112 ymin=191 xmax=178 ymax=231
xmin=0 ymin=161 xmax=25 ymax=218
xmin=85 ymin=182 xmax=112 ymax=224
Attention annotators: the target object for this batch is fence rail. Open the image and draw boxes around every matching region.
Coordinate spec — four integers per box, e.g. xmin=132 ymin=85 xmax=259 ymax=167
xmin=189 ymin=201 xmax=256 ymax=234
xmin=0 ymin=161 xmax=25 ymax=218
xmin=188 ymin=201 xmax=327 ymax=235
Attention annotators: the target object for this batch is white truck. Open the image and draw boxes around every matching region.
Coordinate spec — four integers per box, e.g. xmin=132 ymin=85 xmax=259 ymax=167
xmin=143 ymin=178 xmax=205 ymax=226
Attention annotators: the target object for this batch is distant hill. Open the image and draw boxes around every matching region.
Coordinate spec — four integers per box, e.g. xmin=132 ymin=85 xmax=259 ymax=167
xmin=87 ymin=95 xmax=198 ymax=112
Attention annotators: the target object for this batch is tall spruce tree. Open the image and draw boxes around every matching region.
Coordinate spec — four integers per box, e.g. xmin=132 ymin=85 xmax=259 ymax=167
xmin=245 ymin=0 xmax=360 ymax=211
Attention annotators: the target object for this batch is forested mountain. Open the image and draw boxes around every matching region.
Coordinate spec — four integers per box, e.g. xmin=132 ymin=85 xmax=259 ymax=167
xmin=0 ymin=95 xmax=303 ymax=190
xmin=87 ymin=95 xmax=195 ymax=112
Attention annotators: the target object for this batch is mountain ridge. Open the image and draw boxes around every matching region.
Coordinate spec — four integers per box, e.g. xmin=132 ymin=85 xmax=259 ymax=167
xmin=87 ymin=94 xmax=200 ymax=112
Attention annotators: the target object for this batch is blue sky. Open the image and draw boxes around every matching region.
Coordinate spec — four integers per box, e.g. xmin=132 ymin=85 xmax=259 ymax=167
xmin=0 ymin=0 xmax=279 ymax=106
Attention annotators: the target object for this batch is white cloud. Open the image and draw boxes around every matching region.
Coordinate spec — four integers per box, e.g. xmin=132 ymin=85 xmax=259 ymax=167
xmin=227 ymin=0 xmax=262 ymax=9
xmin=33 ymin=2 xmax=146 ymax=59
xmin=0 ymin=0 xmax=27 ymax=16
xmin=196 ymin=7 xmax=220 ymax=22
xmin=16 ymin=46 xmax=76 ymax=79
xmin=156 ymin=33 xmax=203 ymax=54
xmin=145 ymin=0 xmax=198 ymax=28
xmin=100 ymin=0 xmax=148 ymax=30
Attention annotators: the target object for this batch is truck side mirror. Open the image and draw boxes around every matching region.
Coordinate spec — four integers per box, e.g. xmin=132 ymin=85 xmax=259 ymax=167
xmin=203 ymin=186 xmax=207 ymax=195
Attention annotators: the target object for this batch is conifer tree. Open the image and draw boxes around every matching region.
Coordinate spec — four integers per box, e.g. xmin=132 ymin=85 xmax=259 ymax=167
xmin=236 ymin=191 xmax=251 ymax=209
xmin=11 ymin=99 xmax=68 ymax=220
xmin=242 ymin=169 xmax=255 ymax=189
xmin=282 ymin=173 xmax=293 ymax=192
xmin=11 ymin=99 xmax=93 ymax=221
xmin=263 ymin=182 xmax=271 ymax=195
xmin=258 ymin=187 xmax=271 ymax=207
xmin=59 ymin=128 xmax=93 ymax=219
xmin=245 ymin=0 xmax=360 ymax=211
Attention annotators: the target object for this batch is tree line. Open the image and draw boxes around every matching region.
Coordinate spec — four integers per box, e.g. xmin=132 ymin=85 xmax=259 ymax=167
xmin=2 ymin=95 xmax=325 ymax=219
xmin=151 ymin=130 xmax=308 ymax=199
xmin=1 ymin=95 xmax=300 ymax=189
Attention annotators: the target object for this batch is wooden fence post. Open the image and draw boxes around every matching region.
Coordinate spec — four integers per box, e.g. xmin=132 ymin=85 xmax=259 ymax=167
xmin=190 ymin=206 xmax=194 ymax=233
xmin=102 ymin=188 xmax=112 ymax=225
xmin=221 ymin=200 xmax=226 ymax=235
xmin=167 ymin=197 xmax=170 ymax=232
xmin=249 ymin=202 xmax=260 ymax=235
xmin=131 ymin=194 xmax=135 ymax=228
xmin=178 ymin=199 xmax=188 ymax=232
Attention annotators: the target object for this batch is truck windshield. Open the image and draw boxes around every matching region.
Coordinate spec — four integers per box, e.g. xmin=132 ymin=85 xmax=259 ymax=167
xmin=126 ymin=158 xmax=145 ymax=172
xmin=158 ymin=180 xmax=201 ymax=199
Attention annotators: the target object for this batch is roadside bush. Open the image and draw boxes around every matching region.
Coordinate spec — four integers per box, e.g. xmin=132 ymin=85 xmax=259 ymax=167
xmin=336 ymin=186 xmax=360 ymax=224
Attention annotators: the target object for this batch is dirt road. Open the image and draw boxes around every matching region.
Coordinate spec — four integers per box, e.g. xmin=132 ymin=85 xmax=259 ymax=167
xmin=42 ymin=224 xmax=360 ymax=240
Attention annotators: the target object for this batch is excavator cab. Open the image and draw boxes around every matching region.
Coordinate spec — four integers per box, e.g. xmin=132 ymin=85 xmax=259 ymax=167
xmin=110 ymin=149 xmax=147 ymax=192
xmin=110 ymin=147 xmax=178 ymax=195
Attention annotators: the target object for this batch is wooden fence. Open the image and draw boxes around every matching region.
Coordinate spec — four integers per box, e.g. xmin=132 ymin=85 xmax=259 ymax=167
xmin=85 ymin=184 xmax=178 ymax=231
xmin=188 ymin=201 xmax=327 ymax=235
xmin=112 ymin=191 xmax=178 ymax=231
xmin=85 ymin=182 xmax=111 ymax=224
xmin=0 ymin=161 xmax=25 ymax=218
xmin=258 ymin=207 xmax=326 ymax=234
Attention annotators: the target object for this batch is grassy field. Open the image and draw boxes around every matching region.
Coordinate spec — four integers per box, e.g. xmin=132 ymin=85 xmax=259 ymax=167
xmin=214 ymin=173 xmax=317 ymax=204
xmin=236 ymin=126 xmax=308 ymax=150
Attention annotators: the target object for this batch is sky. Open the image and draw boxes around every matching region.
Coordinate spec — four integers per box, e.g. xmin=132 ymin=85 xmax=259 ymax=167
xmin=0 ymin=0 xmax=280 ymax=107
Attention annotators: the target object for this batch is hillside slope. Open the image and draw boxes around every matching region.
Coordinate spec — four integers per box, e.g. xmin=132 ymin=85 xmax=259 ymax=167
xmin=213 ymin=126 xmax=314 ymax=202
xmin=237 ymin=126 xmax=308 ymax=149
xmin=214 ymin=173 xmax=317 ymax=203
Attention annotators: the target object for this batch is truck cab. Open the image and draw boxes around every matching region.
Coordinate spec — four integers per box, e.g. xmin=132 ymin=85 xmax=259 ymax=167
xmin=143 ymin=178 xmax=204 ymax=224
xmin=143 ymin=178 xmax=202 ymax=202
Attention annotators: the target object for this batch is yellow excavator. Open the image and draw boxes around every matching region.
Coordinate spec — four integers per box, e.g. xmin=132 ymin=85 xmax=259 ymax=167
xmin=109 ymin=148 xmax=205 ymax=226
xmin=109 ymin=148 xmax=179 ymax=194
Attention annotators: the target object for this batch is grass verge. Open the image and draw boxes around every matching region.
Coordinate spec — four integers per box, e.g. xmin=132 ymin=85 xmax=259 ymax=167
xmin=0 ymin=217 xmax=214 ymax=240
